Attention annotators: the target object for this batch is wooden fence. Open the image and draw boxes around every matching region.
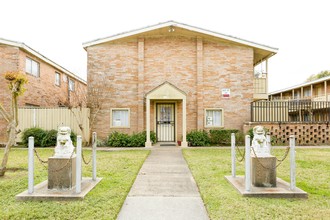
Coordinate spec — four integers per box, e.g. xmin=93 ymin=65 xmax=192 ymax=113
xmin=17 ymin=107 xmax=90 ymax=142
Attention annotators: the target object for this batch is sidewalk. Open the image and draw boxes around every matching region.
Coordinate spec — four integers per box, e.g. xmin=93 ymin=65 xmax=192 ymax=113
xmin=117 ymin=146 xmax=209 ymax=220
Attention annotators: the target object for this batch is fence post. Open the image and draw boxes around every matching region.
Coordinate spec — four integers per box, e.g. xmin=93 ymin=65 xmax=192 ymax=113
xmin=28 ymin=137 xmax=34 ymax=194
xmin=245 ymin=135 xmax=251 ymax=192
xmin=92 ymin=132 xmax=97 ymax=181
xmin=266 ymin=133 xmax=271 ymax=153
xmin=33 ymin=108 xmax=36 ymax=127
xmin=290 ymin=135 xmax=296 ymax=190
xmin=76 ymin=136 xmax=82 ymax=194
xmin=231 ymin=133 xmax=236 ymax=177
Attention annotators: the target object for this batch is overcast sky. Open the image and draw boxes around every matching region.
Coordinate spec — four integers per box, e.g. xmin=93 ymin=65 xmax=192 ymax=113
xmin=1 ymin=0 xmax=329 ymax=92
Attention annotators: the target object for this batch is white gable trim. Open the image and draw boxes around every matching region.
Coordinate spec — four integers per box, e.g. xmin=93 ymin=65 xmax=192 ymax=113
xmin=83 ymin=21 xmax=278 ymax=53
xmin=0 ymin=38 xmax=86 ymax=84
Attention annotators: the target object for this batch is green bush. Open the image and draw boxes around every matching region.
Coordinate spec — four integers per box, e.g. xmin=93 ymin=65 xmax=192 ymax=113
xmin=209 ymin=129 xmax=239 ymax=146
xmin=40 ymin=129 xmax=57 ymax=147
xmin=70 ymin=131 xmax=77 ymax=146
xmin=22 ymin=128 xmax=47 ymax=147
xmin=186 ymin=130 xmax=210 ymax=146
xmin=106 ymin=131 xmax=157 ymax=147
xmin=22 ymin=127 xmax=78 ymax=147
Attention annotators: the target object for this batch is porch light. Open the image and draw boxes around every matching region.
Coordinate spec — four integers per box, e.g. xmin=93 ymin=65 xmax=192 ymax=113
xmin=168 ymin=26 xmax=175 ymax=32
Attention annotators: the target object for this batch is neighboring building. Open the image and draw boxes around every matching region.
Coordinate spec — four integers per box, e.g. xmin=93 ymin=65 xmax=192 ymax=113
xmin=0 ymin=38 xmax=87 ymax=142
xmin=83 ymin=21 xmax=278 ymax=146
xmin=269 ymin=75 xmax=330 ymax=122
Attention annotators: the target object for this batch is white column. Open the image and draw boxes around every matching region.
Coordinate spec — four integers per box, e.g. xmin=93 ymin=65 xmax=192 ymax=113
xmin=245 ymin=135 xmax=251 ymax=192
xmin=28 ymin=137 xmax=34 ymax=194
xmin=145 ymin=98 xmax=152 ymax=147
xmin=231 ymin=133 xmax=236 ymax=177
xmin=181 ymin=98 xmax=188 ymax=147
xmin=76 ymin=136 xmax=82 ymax=193
xmin=290 ymin=135 xmax=296 ymax=190
xmin=92 ymin=132 xmax=97 ymax=181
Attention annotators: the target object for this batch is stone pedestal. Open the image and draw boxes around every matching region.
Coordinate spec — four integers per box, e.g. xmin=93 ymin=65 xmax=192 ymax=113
xmin=251 ymin=156 xmax=276 ymax=187
xmin=48 ymin=156 xmax=76 ymax=190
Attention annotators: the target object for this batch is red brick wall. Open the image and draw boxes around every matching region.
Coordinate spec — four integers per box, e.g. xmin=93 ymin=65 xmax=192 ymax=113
xmin=87 ymin=32 xmax=255 ymax=141
xmin=0 ymin=45 xmax=19 ymax=142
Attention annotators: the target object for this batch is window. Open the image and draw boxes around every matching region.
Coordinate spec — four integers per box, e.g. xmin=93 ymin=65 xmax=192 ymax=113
xmin=304 ymin=89 xmax=311 ymax=98
xmin=205 ymin=109 xmax=223 ymax=127
xmin=55 ymin=72 xmax=61 ymax=86
xmin=25 ymin=57 xmax=40 ymax=77
xmin=111 ymin=108 xmax=130 ymax=128
xmin=69 ymin=78 xmax=75 ymax=91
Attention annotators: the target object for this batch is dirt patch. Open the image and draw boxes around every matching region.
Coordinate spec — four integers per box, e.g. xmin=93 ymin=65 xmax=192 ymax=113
xmin=6 ymin=167 xmax=27 ymax=172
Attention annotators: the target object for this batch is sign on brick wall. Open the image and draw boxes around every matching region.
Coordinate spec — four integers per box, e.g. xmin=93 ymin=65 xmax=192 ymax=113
xmin=222 ymin=88 xmax=230 ymax=98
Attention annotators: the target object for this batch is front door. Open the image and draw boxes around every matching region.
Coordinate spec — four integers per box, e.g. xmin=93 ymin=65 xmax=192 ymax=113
xmin=156 ymin=103 xmax=175 ymax=142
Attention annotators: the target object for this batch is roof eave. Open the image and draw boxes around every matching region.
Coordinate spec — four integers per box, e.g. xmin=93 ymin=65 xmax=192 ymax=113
xmin=82 ymin=21 xmax=278 ymax=54
xmin=0 ymin=38 xmax=86 ymax=84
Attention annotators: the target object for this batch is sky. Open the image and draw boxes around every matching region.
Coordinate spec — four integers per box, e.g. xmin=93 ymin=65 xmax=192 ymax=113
xmin=1 ymin=0 xmax=329 ymax=92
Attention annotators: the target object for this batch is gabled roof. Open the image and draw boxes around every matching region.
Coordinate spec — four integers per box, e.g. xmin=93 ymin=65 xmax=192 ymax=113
xmin=269 ymin=75 xmax=330 ymax=95
xmin=83 ymin=21 xmax=278 ymax=64
xmin=0 ymin=37 xmax=86 ymax=84
xmin=146 ymin=81 xmax=186 ymax=100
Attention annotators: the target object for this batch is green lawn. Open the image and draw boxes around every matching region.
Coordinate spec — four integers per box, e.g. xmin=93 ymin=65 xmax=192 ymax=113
xmin=0 ymin=148 xmax=149 ymax=220
xmin=183 ymin=148 xmax=330 ymax=220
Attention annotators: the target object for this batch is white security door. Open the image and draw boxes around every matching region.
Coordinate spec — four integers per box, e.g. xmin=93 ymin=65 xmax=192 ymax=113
xmin=156 ymin=103 xmax=175 ymax=142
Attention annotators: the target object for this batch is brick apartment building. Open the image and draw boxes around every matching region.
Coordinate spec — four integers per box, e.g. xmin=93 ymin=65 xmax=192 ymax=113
xmin=0 ymin=38 xmax=87 ymax=142
xmin=83 ymin=21 xmax=278 ymax=147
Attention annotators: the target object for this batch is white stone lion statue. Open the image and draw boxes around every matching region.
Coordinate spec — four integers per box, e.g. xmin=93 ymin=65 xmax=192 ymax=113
xmin=54 ymin=126 xmax=75 ymax=158
xmin=251 ymin=125 xmax=270 ymax=157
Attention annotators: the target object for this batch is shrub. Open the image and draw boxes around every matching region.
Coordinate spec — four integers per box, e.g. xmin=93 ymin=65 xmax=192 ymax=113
xmin=209 ymin=129 xmax=239 ymax=146
xmin=107 ymin=132 xmax=130 ymax=147
xmin=186 ymin=130 xmax=210 ymax=146
xmin=22 ymin=128 xmax=47 ymax=147
xmin=41 ymin=129 xmax=57 ymax=147
xmin=106 ymin=131 xmax=157 ymax=147
xmin=70 ymin=131 xmax=77 ymax=146
xmin=22 ymin=127 xmax=78 ymax=147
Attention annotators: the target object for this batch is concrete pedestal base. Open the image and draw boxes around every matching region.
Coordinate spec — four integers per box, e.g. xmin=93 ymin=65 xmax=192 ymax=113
xmin=251 ymin=156 xmax=276 ymax=187
xmin=48 ymin=156 xmax=76 ymax=190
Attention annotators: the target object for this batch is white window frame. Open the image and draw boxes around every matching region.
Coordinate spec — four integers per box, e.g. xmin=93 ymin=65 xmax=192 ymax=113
xmin=110 ymin=108 xmax=130 ymax=128
xmin=55 ymin=72 xmax=61 ymax=86
xmin=69 ymin=78 xmax=75 ymax=91
xmin=25 ymin=57 xmax=40 ymax=77
xmin=204 ymin=108 xmax=224 ymax=128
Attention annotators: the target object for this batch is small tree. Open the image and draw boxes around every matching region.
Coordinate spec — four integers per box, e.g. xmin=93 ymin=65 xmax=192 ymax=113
xmin=66 ymin=78 xmax=105 ymax=146
xmin=306 ymin=70 xmax=330 ymax=82
xmin=0 ymin=71 xmax=28 ymax=176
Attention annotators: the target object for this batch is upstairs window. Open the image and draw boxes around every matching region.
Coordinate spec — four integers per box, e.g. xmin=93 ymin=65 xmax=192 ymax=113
xmin=69 ymin=78 xmax=75 ymax=91
xmin=55 ymin=72 xmax=61 ymax=86
xmin=25 ymin=57 xmax=40 ymax=77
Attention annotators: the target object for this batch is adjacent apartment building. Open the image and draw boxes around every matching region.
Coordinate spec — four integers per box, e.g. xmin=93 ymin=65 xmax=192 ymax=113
xmin=0 ymin=38 xmax=87 ymax=142
xmin=269 ymin=75 xmax=330 ymax=122
xmin=83 ymin=21 xmax=278 ymax=147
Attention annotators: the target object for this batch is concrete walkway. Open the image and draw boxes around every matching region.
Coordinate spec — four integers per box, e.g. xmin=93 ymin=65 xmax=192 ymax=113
xmin=117 ymin=147 xmax=209 ymax=220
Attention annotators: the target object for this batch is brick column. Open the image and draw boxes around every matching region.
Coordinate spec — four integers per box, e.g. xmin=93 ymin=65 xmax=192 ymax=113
xmin=138 ymin=38 xmax=145 ymax=132
xmin=196 ymin=37 xmax=204 ymax=129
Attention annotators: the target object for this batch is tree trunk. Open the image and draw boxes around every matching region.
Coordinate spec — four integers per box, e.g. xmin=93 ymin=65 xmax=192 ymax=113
xmin=0 ymin=121 xmax=16 ymax=176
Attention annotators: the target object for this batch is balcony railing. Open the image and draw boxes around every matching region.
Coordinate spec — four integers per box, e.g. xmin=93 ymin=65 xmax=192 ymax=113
xmin=251 ymin=100 xmax=330 ymax=122
xmin=254 ymin=78 xmax=267 ymax=94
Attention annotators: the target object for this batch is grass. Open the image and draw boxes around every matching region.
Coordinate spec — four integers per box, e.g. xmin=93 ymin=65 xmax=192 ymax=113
xmin=0 ymin=148 xmax=149 ymax=220
xmin=183 ymin=148 xmax=330 ymax=220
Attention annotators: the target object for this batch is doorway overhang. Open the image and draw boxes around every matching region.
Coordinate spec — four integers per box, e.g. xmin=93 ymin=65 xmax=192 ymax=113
xmin=145 ymin=81 xmax=187 ymax=147
xmin=145 ymin=81 xmax=186 ymax=100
